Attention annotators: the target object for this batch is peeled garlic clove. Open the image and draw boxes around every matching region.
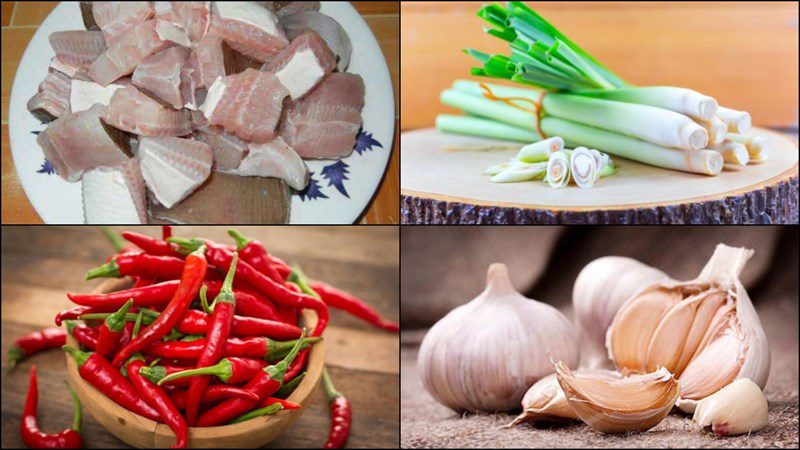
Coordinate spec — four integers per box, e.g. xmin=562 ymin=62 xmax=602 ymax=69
xmin=693 ymin=378 xmax=768 ymax=436
xmin=418 ymin=263 xmax=579 ymax=413
xmin=555 ymin=362 xmax=679 ymax=434
xmin=504 ymin=374 xmax=577 ymax=428
xmin=573 ymin=256 xmax=670 ymax=369
xmin=606 ymin=244 xmax=770 ymax=412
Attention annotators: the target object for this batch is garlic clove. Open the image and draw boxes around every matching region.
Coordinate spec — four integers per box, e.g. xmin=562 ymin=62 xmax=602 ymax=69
xmin=693 ymin=378 xmax=768 ymax=436
xmin=504 ymin=374 xmax=577 ymax=428
xmin=555 ymin=362 xmax=679 ymax=434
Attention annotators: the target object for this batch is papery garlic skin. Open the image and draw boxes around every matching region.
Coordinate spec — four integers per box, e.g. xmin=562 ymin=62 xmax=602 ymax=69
xmin=504 ymin=374 xmax=577 ymax=427
xmin=693 ymin=378 xmax=768 ymax=436
xmin=418 ymin=263 xmax=579 ymax=413
xmin=573 ymin=256 xmax=669 ymax=369
xmin=555 ymin=362 xmax=679 ymax=434
xmin=606 ymin=244 xmax=771 ymax=414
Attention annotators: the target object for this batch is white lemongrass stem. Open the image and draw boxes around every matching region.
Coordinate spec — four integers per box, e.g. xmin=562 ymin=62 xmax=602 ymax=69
xmin=441 ymin=89 xmax=539 ymax=131
xmin=695 ymin=116 xmax=727 ymax=147
xmin=485 ymin=160 xmax=516 ymax=176
xmin=436 ymin=114 xmax=541 ymax=143
xmin=716 ymin=106 xmax=751 ymax=134
xmin=579 ymin=86 xmax=718 ymax=121
xmin=543 ymin=93 xmax=709 ymax=151
xmin=569 ymin=147 xmax=599 ymax=188
xmin=727 ymin=133 xmax=769 ymax=162
xmin=490 ymin=162 xmax=548 ymax=183
xmin=517 ymin=137 xmax=564 ymax=162
xmin=453 ymin=79 xmax=543 ymax=103
xmin=542 ymin=117 xmax=723 ymax=175
xmin=547 ymin=150 xmax=571 ymax=188
xmin=712 ymin=140 xmax=750 ymax=166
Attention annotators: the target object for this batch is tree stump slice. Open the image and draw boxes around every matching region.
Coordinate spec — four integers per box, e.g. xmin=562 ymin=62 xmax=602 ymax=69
xmin=401 ymin=128 xmax=799 ymax=224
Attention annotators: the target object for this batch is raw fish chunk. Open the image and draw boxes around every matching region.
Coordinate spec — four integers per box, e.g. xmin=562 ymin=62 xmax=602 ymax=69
xmin=138 ymin=137 xmax=212 ymax=208
xmin=92 ymin=2 xmax=155 ymax=43
xmin=49 ymin=30 xmax=106 ymax=73
xmin=104 ymin=85 xmax=192 ymax=137
xmin=83 ymin=159 xmax=147 ymax=224
xmin=233 ymin=137 xmax=309 ymax=190
xmin=36 ymin=104 xmax=130 ymax=182
xmin=191 ymin=36 xmax=259 ymax=89
xmin=133 ymin=46 xmax=193 ymax=109
xmin=207 ymin=2 xmax=288 ymax=63
xmin=89 ymin=20 xmax=178 ymax=86
xmin=194 ymin=125 xmax=249 ymax=171
xmin=28 ymin=70 xmax=71 ymax=122
xmin=263 ymin=31 xmax=336 ymax=100
xmin=281 ymin=11 xmax=352 ymax=72
xmin=171 ymin=2 xmax=211 ymax=43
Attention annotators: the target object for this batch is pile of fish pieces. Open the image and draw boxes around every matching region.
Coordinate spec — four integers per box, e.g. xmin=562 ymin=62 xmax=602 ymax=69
xmin=30 ymin=1 xmax=362 ymax=224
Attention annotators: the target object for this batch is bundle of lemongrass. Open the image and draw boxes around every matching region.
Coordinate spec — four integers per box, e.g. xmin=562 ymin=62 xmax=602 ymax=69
xmin=436 ymin=2 xmax=769 ymax=180
xmin=484 ymin=136 xmax=617 ymax=189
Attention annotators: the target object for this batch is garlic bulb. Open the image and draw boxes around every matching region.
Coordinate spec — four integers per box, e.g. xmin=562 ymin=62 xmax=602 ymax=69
xmin=606 ymin=244 xmax=770 ymax=413
xmin=573 ymin=256 xmax=670 ymax=369
xmin=418 ymin=263 xmax=579 ymax=413
xmin=555 ymin=362 xmax=679 ymax=434
xmin=693 ymin=378 xmax=769 ymax=436
xmin=504 ymin=374 xmax=577 ymax=427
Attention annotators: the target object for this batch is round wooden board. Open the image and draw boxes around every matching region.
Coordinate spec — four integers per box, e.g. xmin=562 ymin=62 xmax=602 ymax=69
xmin=401 ymin=128 xmax=799 ymax=224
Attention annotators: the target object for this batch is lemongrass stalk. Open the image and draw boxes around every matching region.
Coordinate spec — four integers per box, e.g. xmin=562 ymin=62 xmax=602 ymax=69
xmin=490 ymin=162 xmax=548 ymax=183
xmin=569 ymin=147 xmax=599 ymax=188
xmin=578 ymin=87 xmax=718 ymax=121
xmin=544 ymin=93 xmax=709 ymax=151
xmin=711 ymin=140 xmax=749 ymax=166
xmin=440 ymin=89 xmax=539 ymax=131
xmin=541 ymin=117 xmax=723 ymax=175
xmin=716 ymin=106 xmax=751 ymax=134
xmin=727 ymin=133 xmax=769 ymax=162
xmin=546 ymin=150 xmax=571 ymax=188
xmin=436 ymin=114 xmax=541 ymax=143
xmin=695 ymin=116 xmax=727 ymax=147
xmin=485 ymin=160 xmax=516 ymax=176
xmin=453 ymin=79 xmax=544 ymax=103
xmin=517 ymin=137 xmax=564 ymax=162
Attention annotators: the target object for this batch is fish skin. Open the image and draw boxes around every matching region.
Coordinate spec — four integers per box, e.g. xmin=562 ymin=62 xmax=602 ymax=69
xmin=104 ymin=85 xmax=192 ymax=137
xmin=233 ymin=137 xmax=309 ymax=190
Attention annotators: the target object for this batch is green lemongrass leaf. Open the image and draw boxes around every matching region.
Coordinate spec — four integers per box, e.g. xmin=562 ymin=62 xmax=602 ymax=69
xmin=486 ymin=27 xmax=517 ymax=43
xmin=477 ymin=3 xmax=509 ymax=28
xmin=464 ymin=49 xmax=491 ymax=64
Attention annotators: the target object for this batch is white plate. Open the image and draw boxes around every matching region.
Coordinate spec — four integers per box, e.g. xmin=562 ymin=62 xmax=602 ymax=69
xmin=8 ymin=1 xmax=395 ymax=224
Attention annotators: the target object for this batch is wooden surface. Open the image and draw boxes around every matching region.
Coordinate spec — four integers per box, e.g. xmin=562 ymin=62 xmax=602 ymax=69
xmin=1 ymin=226 xmax=399 ymax=448
xmin=401 ymin=2 xmax=799 ymax=131
xmin=0 ymin=1 xmax=399 ymax=224
xmin=401 ymin=128 xmax=799 ymax=224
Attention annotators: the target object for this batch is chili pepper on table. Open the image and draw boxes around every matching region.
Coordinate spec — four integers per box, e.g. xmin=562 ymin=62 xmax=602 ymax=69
xmin=21 ymin=366 xmax=83 ymax=449
xmin=195 ymin=329 xmax=308 ymax=427
xmin=169 ymin=238 xmax=329 ymax=337
xmin=95 ymin=300 xmax=133 ymax=359
xmin=62 ymin=345 xmax=160 ymax=421
xmin=8 ymin=328 xmax=67 ymax=370
xmin=170 ymin=385 xmax=260 ymax=409
xmin=143 ymin=336 xmax=320 ymax=361
xmin=229 ymin=402 xmax=283 ymax=424
xmin=228 ymin=229 xmax=284 ymax=283
xmin=322 ymin=368 xmax=352 ymax=449
xmin=183 ymin=253 xmax=239 ymax=425
xmin=312 ymin=281 xmax=400 ymax=333
xmin=126 ymin=357 xmax=187 ymax=448
xmin=123 ymin=231 xmax=183 ymax=258
xmin=111 ymin=246 xmax=207 ymax=367
xmin=157 ymin=357 xmax=268 ymax=386
xmin=86 ymin=254 xmax=187 ymax=281
xmin=258 ymin=396 xmax=301 ymax=410
xmin=274 ymin=372 xmax=305 ymax=398
xmin=64 ymin=321 xmax=99 ymax=351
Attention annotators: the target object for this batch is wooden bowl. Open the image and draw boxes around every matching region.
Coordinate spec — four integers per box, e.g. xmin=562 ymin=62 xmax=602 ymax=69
xmin=64 ymin=278 xmax=324 ymax=448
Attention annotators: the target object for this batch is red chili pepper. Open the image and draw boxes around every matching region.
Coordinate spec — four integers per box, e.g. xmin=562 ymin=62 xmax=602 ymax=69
xmin=143 ymin=336 xmax=320 ymax=360
xmin=8 ymin=328 xmax=67 ymax=370
xmin=162 ymin=226 xmax=173 ymax=240
xmin=284 ymin=350 xmax=309 ymax=383
xmin=64 ymin=321 xmax=99 ymax=351
xmin=169 ymin=239 xmax=329 ymax=337
xmin=56 ymin=306 xmax=105 ymax=326
xmin=170 ymin=385 xmax=259 ymax=409
xmin=176 ymin=309 xmax=302 ymax=340
xmin=127 ymin=358 xmax=187 ymax=448
xmin=228 ymin=229 xmax=284 ymax=283
xmin=139 ymin=364 xmax=195 ymax=387
xmin=195 ymin=329 xmax=308 ymax=427
xmin=67 ymin=280 xmax=180 ymax=309
xmin=312 ymin=282 xmax=399 ymax=333
xmin=86 ymin=254 xmax=187 ymax=281
xmin=62 ymin=345 xmax=160 ymax=421
xmin=183 ymin=253 xmax=239 ymax=425
xmin=258 ymin=396 xmax=301 ymax=410
xmin=21 ymin=366 xmax=83 ymax=449
xmin=112 ymin=247 xmax=207 ymax=367
xmin=100 ymin=226 xmax=138 ymax=255
xmin=95 ymin=300 xmax=133 ymax=359
xmin=203 ymin=281 xmax=280 ymax=322
xmin=229 ymin=403 xmax=284 ymax=424
xmin=322 ymin=368 xmax=351 ymax=449
xmin=132 ymin=277 xmax=156 ymax=288
xmin=156 ymin=357 xmax=268 ymax=385
xmin=123 ymin=231 xmax=182 ymax=258
xmin=271 ymin=256 xmax=292 ymax=279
